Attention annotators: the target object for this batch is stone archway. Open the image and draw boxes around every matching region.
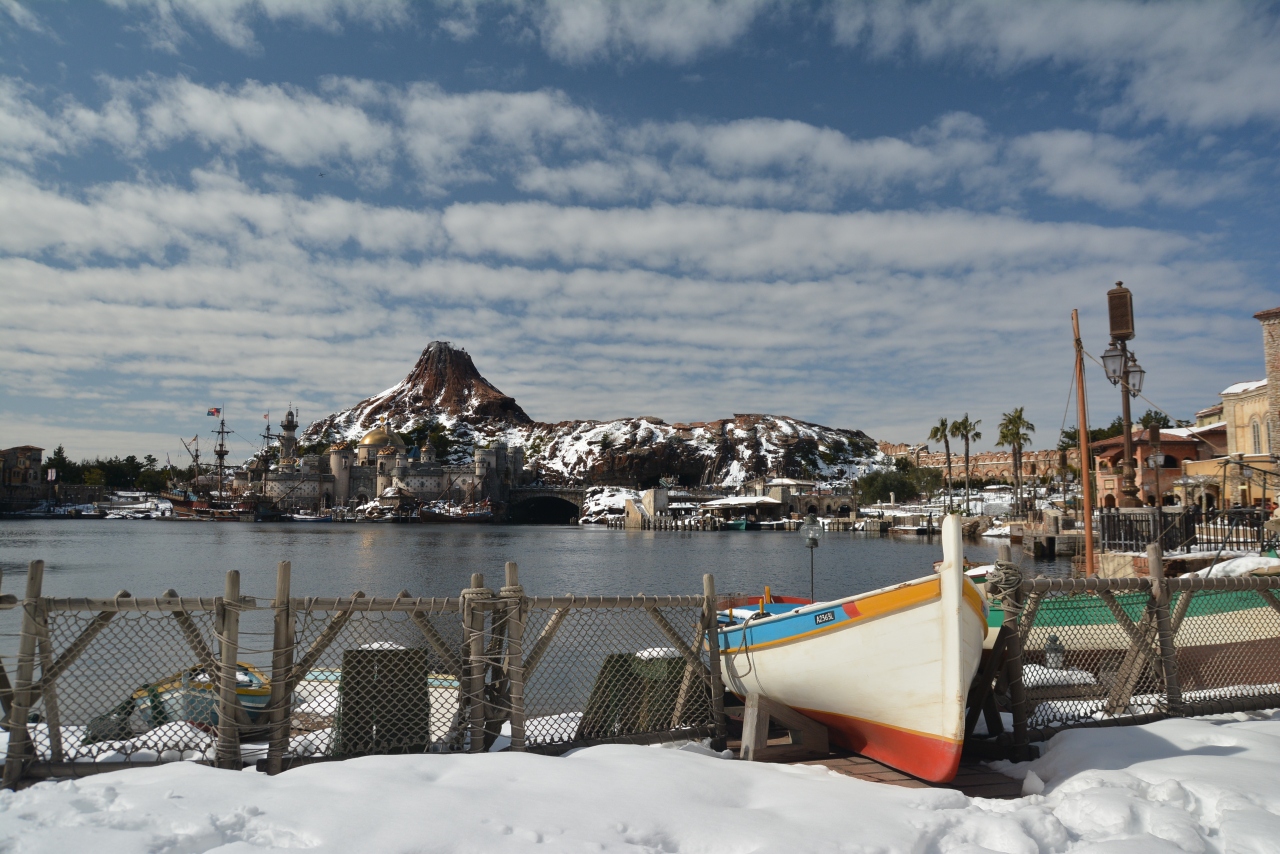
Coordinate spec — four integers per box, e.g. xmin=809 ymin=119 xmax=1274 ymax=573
xmin=1103 ymin=494 xmax=1117 ymax=508
xmin=508 ymin=495 xmax=579 ymax=524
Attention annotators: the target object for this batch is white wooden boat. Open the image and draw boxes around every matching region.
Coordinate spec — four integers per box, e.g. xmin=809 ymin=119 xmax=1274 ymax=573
xmin=718 ymin=515 xmax=986 ymax=782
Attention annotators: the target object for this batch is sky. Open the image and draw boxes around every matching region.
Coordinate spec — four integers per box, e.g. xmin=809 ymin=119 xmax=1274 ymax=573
xmin=2 ymin=0 xmax=1279 ymax=464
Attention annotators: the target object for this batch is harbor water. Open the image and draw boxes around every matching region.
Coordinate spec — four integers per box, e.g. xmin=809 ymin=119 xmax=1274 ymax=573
xmin=0 ymin=520 xmax=1061 ymax=600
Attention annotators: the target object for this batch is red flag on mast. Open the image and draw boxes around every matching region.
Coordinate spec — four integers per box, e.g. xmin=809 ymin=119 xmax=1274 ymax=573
xmin=207 ymin=408 xmax=221 ymax=416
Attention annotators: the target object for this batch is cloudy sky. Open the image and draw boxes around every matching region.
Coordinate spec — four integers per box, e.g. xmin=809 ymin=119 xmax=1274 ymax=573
xmin=2 ymin=1 xmax=1278 ymax=463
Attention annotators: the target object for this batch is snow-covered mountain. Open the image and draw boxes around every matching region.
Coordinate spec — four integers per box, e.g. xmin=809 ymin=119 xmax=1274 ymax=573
xmin=302 ymin=342 xmax=882 ymax=486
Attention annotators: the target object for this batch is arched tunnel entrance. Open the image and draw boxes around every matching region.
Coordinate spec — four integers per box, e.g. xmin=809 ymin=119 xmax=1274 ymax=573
xmin=508 ymin=496 xmax=580 ymax=525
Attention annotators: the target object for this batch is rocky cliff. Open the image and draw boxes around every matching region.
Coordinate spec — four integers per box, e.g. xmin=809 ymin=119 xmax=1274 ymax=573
xmin=302 ymin=342 xmax=882 ymax=486
xmin=304 ymin=341 xmax=531 ymax=440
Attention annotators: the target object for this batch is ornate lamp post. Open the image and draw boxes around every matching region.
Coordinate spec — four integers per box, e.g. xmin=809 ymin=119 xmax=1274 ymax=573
xmin=1101 ymin=282 xmax=1145 ymax=508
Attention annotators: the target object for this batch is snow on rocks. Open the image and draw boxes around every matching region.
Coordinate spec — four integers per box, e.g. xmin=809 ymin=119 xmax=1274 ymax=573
xmin=299 ymin=343 xmax=882 ymax=486
xmin=578 ymin=486 xmax=639 ymax=523
xmin=4 ymin=712 xmax=1280 ymax=852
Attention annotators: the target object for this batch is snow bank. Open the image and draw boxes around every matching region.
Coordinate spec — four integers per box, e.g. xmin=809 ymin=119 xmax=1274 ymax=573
xmin=4 ymin=712 xmax=1280 ymax=852
xmin=1192 ymin=555 xmax=1280 ymax=578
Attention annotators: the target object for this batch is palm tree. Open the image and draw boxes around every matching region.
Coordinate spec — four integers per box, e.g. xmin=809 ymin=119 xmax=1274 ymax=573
xmin=997 ymin=408 xmax=1036 ymax=514
xmin=950 ymin=414 xmax=981 ymax=515
xmin=928 ymin=417 xmax=953 ymax=512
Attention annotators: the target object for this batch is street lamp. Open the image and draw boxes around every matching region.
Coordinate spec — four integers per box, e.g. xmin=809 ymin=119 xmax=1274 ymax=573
xmin=1102 ymin=282 xmax=1143 ymax=508
xmin=800 ymin=512 xmax=822 ymax=602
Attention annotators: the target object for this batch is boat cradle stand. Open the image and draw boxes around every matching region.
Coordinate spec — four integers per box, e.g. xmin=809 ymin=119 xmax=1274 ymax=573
xmin=730 ymin=693 xmax=1023 ymax=799
xmin=738 ymin=692 xmax=829 ymax=762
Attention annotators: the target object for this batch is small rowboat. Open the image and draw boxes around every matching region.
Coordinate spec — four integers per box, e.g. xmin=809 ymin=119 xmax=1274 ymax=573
xmin=718 ymin=515 xmax=986 ymax=782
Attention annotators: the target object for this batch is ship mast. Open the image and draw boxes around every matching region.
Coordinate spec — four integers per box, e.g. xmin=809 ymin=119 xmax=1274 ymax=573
xmin=179 ymin=435 xmax=202 ymax=484
xmin=260 ymin=411 xmax=279 ymax=491
xmin=213 ymin=413 xmax=230 ymax=500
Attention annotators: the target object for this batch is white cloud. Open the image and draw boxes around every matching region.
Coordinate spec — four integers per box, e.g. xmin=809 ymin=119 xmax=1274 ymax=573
xmin=0 ymin=0 xmax=50 ymax=35
xmin=102 ymin=0 xmax=411 ymax=52
xmin=5 ymin=75 xmax=1232 ymax=211
xmin=1007 ymin=130 xmax=1229 ymax=209
xmin=440 ymin=201 xmax=1191 ymax=278
xmin=0 ymin=164 xmax=1263 ymax=460
xmin=396 ymin=83 xmax=606 ymax=193
xmin=528 ymin=0 xmax=775 ymax=64
xmin=436 ymin=0 xmax=778 ymax=63
xmin=829 ymin=0 xmax=1280 ymax=130
xmin=0 ymin=169 xmax=443 ymax=261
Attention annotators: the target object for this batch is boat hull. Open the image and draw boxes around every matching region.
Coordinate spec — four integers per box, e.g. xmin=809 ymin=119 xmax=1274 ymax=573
xmin=719 ymin=520 xmax=985 ymax=782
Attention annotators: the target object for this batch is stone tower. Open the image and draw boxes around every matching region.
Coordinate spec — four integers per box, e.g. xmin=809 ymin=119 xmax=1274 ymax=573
xmin=1256 ymin=308 xmax=1280 ymax=456
xmin=280 ymin=407 xmax=299 ymax=461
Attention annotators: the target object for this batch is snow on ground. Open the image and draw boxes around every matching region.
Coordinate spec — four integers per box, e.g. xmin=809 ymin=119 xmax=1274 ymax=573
xmin=4 ymin=712 xmax=1280 ymax=852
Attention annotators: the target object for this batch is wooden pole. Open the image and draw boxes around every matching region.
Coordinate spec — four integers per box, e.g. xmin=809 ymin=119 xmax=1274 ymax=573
xmin=463 ymin=573 xmax=491 ymax=753
xmin=1073 ymin=309 xmax=1097 ymax=576
xmin=1148 ymin=543 xmax=1184 ymax=716
xmin=3 ymin=560 xmax=44 ymax=788
xmin=501 ymin=562 xmax=526 ymax=752
xmin=267 ymin=561 xmax=293 ymax=774
xmin=994 ymin=550 xmax=1030 ymax=760
xmin=216 ymin=570 xmax=242 ymax=770
xmin=703 ymin=574 xmax=727 ymax=748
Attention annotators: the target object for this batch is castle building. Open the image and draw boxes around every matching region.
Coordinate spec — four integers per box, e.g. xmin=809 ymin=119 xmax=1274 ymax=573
xmin=233 ymin=415 xmax=524 ymax=512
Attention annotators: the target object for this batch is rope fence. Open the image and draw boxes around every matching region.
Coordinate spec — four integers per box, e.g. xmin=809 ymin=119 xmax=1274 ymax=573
xmin=7 ymin=550 xmax=1280 ymax=786
xmin=966 ymin=545 xmax=1280 ymax=759
xmin=0 ymin=561 xmax=728 ymax=786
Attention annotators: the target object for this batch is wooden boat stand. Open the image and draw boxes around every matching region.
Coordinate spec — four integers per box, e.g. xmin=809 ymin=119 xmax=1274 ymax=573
xmin=738 ymin=692 xmax=829 ymax=762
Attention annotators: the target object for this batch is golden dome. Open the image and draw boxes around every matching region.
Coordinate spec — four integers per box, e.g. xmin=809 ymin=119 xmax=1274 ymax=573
xmin=358 ymin=425 xmax=406 ymax=449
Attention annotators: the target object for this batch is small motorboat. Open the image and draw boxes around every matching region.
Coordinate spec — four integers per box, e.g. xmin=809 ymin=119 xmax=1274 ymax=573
xmin=84 ymin=662 xmax=273 ymax=745
xmin=718 ymin=515 xmax=986 ymax=782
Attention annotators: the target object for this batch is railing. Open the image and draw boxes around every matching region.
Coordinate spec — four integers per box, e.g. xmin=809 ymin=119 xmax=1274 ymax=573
xmin=0 ymin=561 xmax=727 ymax=786
xmin=1096 ymin=507 xmax=1198 ymax=553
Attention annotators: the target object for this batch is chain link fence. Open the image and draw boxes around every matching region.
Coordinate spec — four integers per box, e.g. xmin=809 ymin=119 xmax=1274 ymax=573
xmin=1 ymin=561 xmax=726 ymax=786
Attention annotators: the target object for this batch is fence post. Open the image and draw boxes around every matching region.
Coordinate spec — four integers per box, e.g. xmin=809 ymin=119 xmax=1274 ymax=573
xmin=3 ymin=561 xmax=44 ymax=789
xmin=267 ymin=561 xmax=293 ymax=774
xmin=1148 ymin=543 xmax=1184 ymax=716
xmin=216 ymin=570 xmax=242 ymax=770
xmin=994 ymin=546 xmax=1031 ymax=761
xmin=703 ymin=573 xmax=727 ymax=749
xmin=461 ymin=573 xmax=494 ymax=754
xmin=500 ymin=561 xmax=526 ymax=752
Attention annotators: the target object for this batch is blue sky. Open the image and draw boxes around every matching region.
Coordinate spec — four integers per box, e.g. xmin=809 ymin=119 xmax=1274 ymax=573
xmin=2 ymin=1 xmax=1278 ymax=463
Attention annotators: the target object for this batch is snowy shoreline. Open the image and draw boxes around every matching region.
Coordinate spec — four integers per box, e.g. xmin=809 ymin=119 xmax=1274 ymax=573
xmin=2 ymin=710 xmax=1278 ymax=852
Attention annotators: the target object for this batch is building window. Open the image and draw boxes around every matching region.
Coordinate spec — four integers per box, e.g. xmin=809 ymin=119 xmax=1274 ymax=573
xmin=1252 ymin=419 xmax=1262 ymax=455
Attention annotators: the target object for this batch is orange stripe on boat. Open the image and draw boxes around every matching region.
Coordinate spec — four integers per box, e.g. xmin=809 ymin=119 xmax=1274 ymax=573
xmin=739 ymin=579 xmax=941 ymax=652
xmin=795 ymin=707 xmax=963 ymax=783
xmin=962 ymin=580 xmax=986 ymax=622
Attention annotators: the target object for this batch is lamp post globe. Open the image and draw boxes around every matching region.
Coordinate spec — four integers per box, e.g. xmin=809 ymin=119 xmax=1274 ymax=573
xmin=1126 ymin=356 xmax=1145 ymax=397
xmin=1102 ymin=344 xmax=1126 ymax=384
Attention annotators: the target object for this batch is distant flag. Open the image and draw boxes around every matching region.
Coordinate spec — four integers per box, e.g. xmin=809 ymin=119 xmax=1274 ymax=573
xmin=207 ymin=408 xmax=221 ymax=416
xmin=264 ymin=413 xmax=269 ymax=420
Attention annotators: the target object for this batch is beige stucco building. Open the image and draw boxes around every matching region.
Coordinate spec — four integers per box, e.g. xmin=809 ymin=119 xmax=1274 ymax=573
xmin=1220 ymin=379 xmax=1270 ymax=457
